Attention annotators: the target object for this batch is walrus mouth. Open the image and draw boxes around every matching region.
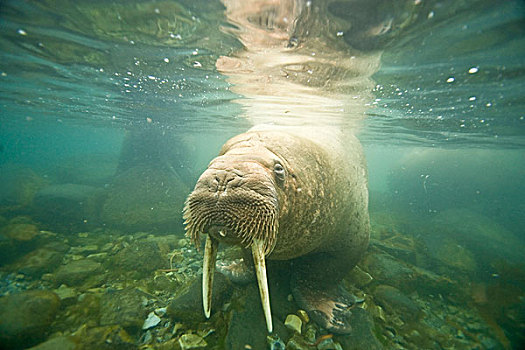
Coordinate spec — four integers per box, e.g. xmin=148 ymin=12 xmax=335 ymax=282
xmin=182 ymin=184 xmax=279 ymax=333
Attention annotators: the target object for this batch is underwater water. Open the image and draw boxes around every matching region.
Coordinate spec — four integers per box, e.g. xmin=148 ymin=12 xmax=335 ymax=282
xmin=1 ymin=0 xmax=524 ymax=349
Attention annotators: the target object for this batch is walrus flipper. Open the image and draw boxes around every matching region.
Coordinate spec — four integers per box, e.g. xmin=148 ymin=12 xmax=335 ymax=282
xmin=290 ymin=252 xmax=362 ymax=334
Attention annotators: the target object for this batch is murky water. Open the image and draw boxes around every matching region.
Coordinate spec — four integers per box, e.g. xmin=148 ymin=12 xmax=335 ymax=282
xmin=0 ymin=0 xmax=524 ymax=349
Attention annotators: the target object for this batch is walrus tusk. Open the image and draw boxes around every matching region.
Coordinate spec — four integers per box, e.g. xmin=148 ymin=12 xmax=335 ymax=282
xmin=203 ymin=235 xmax=219 ymax=318
xmin=252 ymin=238 xmax=273 ymax=333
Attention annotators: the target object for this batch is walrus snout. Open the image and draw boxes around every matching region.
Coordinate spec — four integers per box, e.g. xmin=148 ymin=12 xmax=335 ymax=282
xmin=183 ymin=159 xmax=279 ymax=254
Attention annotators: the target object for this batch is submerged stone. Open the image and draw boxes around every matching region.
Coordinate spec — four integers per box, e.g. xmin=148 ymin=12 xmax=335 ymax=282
xmin=167 ymin=272 xmax=232 ymax=323
xmin=0 ymin=290 xmax=61 ymax=349
xmin=0 ymin=164 xmax=47 ymax=208
xmin=179 ymin=333 xmax=207 ymax=349
xmin=1 ymin=223 xmax=40 ymax=242
xmin=53 ymin=285 xmax=78 ymax=305
xmin=338 ymin=307 xmax=383 ymax=350
xmin=27 ymin=335 xmax=77 ymax=350
xmin=100 ymin=287 xmax=146 ymax=334
xmin=284 ymin=314 xmax=303 ymax=334
xmin=361 ymin=252 xmax=414 ymax=291
xmin=373 ymin=285 xmax=422 ymax=322
xmin=111 ymin=240 xmax=167 ymax=276
xmin=11 ymin=245 xmax=63 ymax=277
xmin=54 ymin=259 xmax=103 ymax=286
xmin=142 ymin=311 xmax=161 ymax=330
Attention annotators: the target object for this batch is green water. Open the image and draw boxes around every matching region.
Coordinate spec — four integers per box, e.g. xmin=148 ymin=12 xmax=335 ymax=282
xmin=0 ymin=0 xmax=524 ymax=349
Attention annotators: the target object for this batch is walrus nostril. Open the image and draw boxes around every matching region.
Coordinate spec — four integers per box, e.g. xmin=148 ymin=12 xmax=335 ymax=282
xmin=212 ymin=170 xmax=243 ymax=192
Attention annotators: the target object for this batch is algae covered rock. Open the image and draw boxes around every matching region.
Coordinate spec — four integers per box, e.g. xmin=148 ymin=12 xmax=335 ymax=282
xmin=55 ymin=259 xmax=104 ymax=286
xmin=12 ymin=243 xmax=67 ymax=277
xmin=0 ymin=290 xmax=61 ymax=349
xmin=167 ymin=273 xmax=232 ymax=323
xmin=361 ymin=252 xmax=415 ymax=291
xmin=100 ymin=287 xmax=147 ymax=334
xmin=111 ymin=240 xmax=167 ymax=276
xmin=338 ymin=307 xmax=384 ymax=350
xmin=426 ymin=209 xmax=525 ymax=266
xmin=421 ymin=235 xmax=478 ymax=274
xmin=373 ymin=285 xmax=422 ymax=322
xmin=1 ymin=222 xmax=40 ymax=242
xmin=101 ymin=165 xmax=189 ymax=231
xmin=0 ymin=164 xmax=48 ymax=208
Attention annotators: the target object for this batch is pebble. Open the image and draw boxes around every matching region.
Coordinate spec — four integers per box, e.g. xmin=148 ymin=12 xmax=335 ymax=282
xmin=297 ymin=309 xmax=309 ymax=323
xmin=142 ymin=311 xmax=161 ymax=330
xmin=54 ymin=285 xmax=77 ymax=302
xmin=179 ymin=333 xmax=207 ymax=349
xmin=155 ymin=307 xmax=167 ymax=316
xmin=284 ymin=314 xmax=302 ymax=334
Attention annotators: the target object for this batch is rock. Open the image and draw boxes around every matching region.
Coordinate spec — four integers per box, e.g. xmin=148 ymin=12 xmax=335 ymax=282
xmin=54 ymin=285 xmax=78 ymax=305
xmin=100 ymin=287 xmax=147 ymax=334
xmin=12 ymin=244 xmax=65 ymax=277
xmin=0 ymin=164 xmax=47 ymax=207
xmin=167 ymin=273 xmax=232 ymax=323
xmin=346 ymin=265 xmax=374 ymax=287
xmin=421 ymin=235 xmax=478 ymax=273
xmin=142 ymin=311 xmax=161 ymax=330
xmin=268 ymin=334 xmax=287 ymax=349
xmin=27 ymin=335 xmax=77 ymax=350
xmin=373 ymin=285 xmax=422 ymax=322
xmin=317 ymin=338 xmax=343 ymax=350
xmin=426 ymin=209 xmax=525 ymax=266
xmin=338 ymin=307 xmax=383 ymax=350
xmin=69 ymin=245 xmax=100 ymax=256
xmin=101 ymin=165 xmax=189 ymax=231
xmin=224 ymin=283 xmax=289 ymax=350
xmin=55 ymin=259 xmax=103 ymax=286
xmin=0 ymin=290 xmax=61 ymax=349
xmin=285 ymin=333 xmax=311 ymax=350
xmin=111 ymin=240 xmax=167 ymax=276
xmin=297 ymin=309 xmax=309 ymax=324
xmin=1 ymin=222 xmax=40 ymax=242
xmin=361 ymin=252 xmax=415 ymax=291
xmin=72 ymin=324 xmax=137 ymax=350
xmin=155 ymin=307 xmax=167 ymax=317
xmin=179 ymin=333 xmax=207 ymax=349
xmin=285 ymin=314 xmax=303 ymax=334
xmin=370 ymin=235 xmax=418 ymax=265
xmin=33 ymin=184 xmax=103 ymax=232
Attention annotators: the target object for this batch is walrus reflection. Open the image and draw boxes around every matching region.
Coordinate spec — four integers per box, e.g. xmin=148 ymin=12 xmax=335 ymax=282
xmin=183 ymin=126 xmax=370 ymax=333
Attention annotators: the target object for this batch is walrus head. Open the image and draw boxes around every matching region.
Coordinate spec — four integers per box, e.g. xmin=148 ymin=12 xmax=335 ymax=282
xmin=183 ymin=135 xmax=288 ymax=333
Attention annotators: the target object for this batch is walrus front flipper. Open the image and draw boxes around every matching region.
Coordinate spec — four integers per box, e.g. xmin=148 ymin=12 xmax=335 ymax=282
xmin=290 ymin=253 xmax=362 ymax=334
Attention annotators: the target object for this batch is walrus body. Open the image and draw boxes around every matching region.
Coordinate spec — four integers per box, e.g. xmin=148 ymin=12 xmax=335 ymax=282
xmin=183 ymin=125 xmax=370 ymax=333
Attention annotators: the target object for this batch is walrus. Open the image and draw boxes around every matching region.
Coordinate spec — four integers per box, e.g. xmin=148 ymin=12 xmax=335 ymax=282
xmin=183 ymin=124 xmax=369 ymax=334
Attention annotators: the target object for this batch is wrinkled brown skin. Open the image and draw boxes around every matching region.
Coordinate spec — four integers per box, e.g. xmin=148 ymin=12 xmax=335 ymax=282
xmin=188 ymin=125 xmax=370 ymax=332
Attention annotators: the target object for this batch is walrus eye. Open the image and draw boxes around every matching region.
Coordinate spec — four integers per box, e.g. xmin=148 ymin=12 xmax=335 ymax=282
xmin=274 ymin=163 xmax=285 ymax=180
